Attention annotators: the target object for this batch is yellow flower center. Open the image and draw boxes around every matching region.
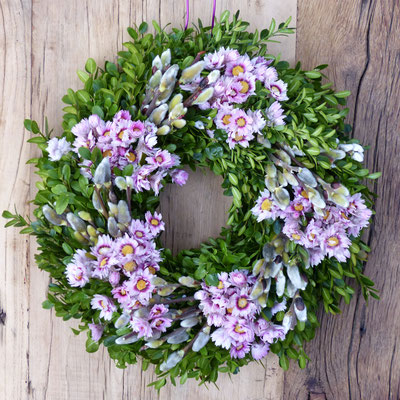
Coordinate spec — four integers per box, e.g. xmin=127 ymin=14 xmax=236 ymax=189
xmin=102 ymin=150 xmax=112 ymax=158
xmin=294 ymin=204 xmax=304 ymax=211
xmin=236 ymin=344 xmax=244 ymax=350
xmin=136 ymin=231 xmax=143 ymax=238
xmin=136 ymin=279 xmax=148 ymax=291
xmin=232 ymin=65 xmax=244 ymax=76
xmin=292 ymin=233 xmax=301 ymax=240
xmin=236 ymin=117 xmax=246 ymax=127
xmin=301 ymin=190 xmax=309 ymax=199
xmin=226 ymin=307 xmax=233 ymax=314
xmin=156 ymin=320 xmax=163 ymax=327
xmin=309 ymin=233 xmax=315 ymax=241
xmin=234 ymin=324 xmax=245 ymax=334
xmin=124 ymin=261 xmax=137 ymax=272
xmin=323 ymin=210 xmax=330 ymax=220
xmin=122 ymin=244 xmax=134 ymax=256
xmin=100 ymin=300 xmax=107 ymax=309
xmin=76 ymin=274 xmax=82 ymax=281
xmin=148 ymin=266 xmax=156 ymax=275
xmin=261 ymin=199 xmax=272 ymax=211
xmin=237 ymin=298 xmax=248 ymax=309
xmin=239 ymin=81 xmax=249 ymax=93
xmin=120 ymin=289 xmax=126 ymax=296
xmin=217 ymin=280 xmax=224 ymax=289
xmin=327 ymin=236 xmax=339 ymax=247
xmin=150 ymin=218 xmax=159 ymax=226
xmin=103 ymin=130 xmax=110 ymax=136
xmin=271 ymin=85 xmax=280 ymax=94
xmin=118 ymin=130 xmax=125 ymax=140
xmin=127 ymin=152 xmax=136 ymax=162
xmin=100 ymin=258 xmax=108 ymax=267
xmin=234 ymin=133 xmax=243 ymax=141
xmin=156 ymin=155 xmax=164 ymax=163
xmin=98 ymin=246 xmax=109 ymax=255
xmin=341 ymin=212 xmax=349 ymax=220
xmin=222 ymin=114 xmax=232 ymax=125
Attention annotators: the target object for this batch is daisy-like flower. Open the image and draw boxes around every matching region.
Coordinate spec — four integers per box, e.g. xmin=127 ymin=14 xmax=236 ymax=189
xmin=251 ymin=189 xmax=281 ymax=222
xmin=65 ymin=261 xmax=90 ymax=287
xmin=108 ymin=271 xmax=121 ymax=287
xmin=301 ymin=219 xmax=322 ymax=249
xmin=128 ymin=269 xmax=154 ymax=303
xmin=226 ymin=55 xmax=254 ymax=77
xmin=149 ymin=304 xmax=169 ymax=319
xmin=345 ymin=193 xmax=372 ymax=237
xmin=146 ymin=149 xmax=175 ymax=169
xmin=112 ymin=282 xmax=131 ymax=304
xmin=203 ymin=49 xmax=226 ymax=70
xmin=88 ymin=323 xmax=104 ymax=342
xmin=234 ymin=73 xmax=256 ymax=99
xmin=255 ymin=319 xmax=286 ymax=343
xmin=267 ymin=80 xmax=289 ymax=101
xmin=284 ymin=197 xmax=312 ymax=219
xmin=171 ymin=169 xmax=189 ymax=186
xmin=211 ymin=327 xmax=232 ymax=350
xmin=150 ymin=316 xmax=172 ymax=332
xmin=265 ymin=101 xmax=286 ymax=126
xmin=308 ymin=247 xmax=326 ymax=267
xmin=226 ymin=130 xmax=254 ymax=149
xmin=46 ymin=137 xmax=72 ymax=161
xmin=145 ymin=211 xmax=165 ymax=237
xmin=130 ymin=316 xmax=153 ymax=338
xmin=92 ymin=255 xmax=114 ymax=280
xmin=251 ymin=341 xmax=270 ymax=360
xmin=271 ymin=299 xmax=287 ymax=315
xmin=321 ymin=223 xmax=351 ymax=262
xmin=71 ymin=118 xmax=97 ymax=153
xmin=128 ymin=219 xmax=151 ymax=242
xmin=248 ymin=110 xmax=266 ymax=133
xmin=229 ymin=270 xmax=249 ymax=287
xmin=282 ymin=218 xmax=303 ymax=244
xmin=90 ymin=295 xmax=117 ymax=321
xmin=91 ymin=235 xmax=114 ymax=258
xmin=230 ymin=341 xmax=251 ymax=359
xmin=225 ymin=316 xmax=255 ymax=343
xmin=113 ymin=110 xmax=132 ymax=122
xmin=230 ymin=109 xmax=253 ymax=136
xmin=114 ymin=234 xmax=139 ymax=258
xmin=230 ymin=289 xmax=258 ymax=318
xmin=215 ymin=105 xmax=235 ymax=131
xmin=131 ymin=165 xmax=154 ymax=192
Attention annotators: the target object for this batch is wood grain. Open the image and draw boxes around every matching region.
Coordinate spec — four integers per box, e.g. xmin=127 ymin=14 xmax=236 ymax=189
xmin=285 ymin=1 xmax=400 ymax=399
xmin=0 ymin=0 xmax=296 ymax=399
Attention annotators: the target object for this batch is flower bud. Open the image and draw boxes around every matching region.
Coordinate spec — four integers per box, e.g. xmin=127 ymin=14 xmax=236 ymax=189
xmin=42 ymin=205 xmax=64 ymax=226
xmin=115 ymin=313 xmax=131 ymax=329
xmin=169 ymin=94 xmax=183 ymax=111
xmin=166 ymin=329 xmax=189 ymax=344
xmin=172 ymin=119 xmax=187 ymax=129
xmin=180 ymin=61 xmax=205 ymax=84
xmin=117 ymin=200 xmax=131 ymax=225
xmin=115 ymin=176 xmax=127 ymax=191
xmin=93 ymin=158 xmax=111 ymax=186
xmin=149 ymin=104 xmax=169 ymax=125
xmin=156 ymin=125 xmax=171 ymax=136
xmin=160 ymin=49 xmax=171 ymax=67
xmin=192 ymin=87 xmax=214 ymax=105
xmin=159 ymin=64 xmax=179 ymax=92
xmin=66 ymin=212 xmax=86 ymax=232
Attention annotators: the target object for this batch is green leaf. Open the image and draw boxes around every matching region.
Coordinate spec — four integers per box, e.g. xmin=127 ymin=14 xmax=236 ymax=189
xmin=205 ymin=273 xmax=219 ymax=286
xmin=78 ymin=147 xmax=91 ymax=160
xmin=304 ymin=71 xmax=321 ymax=79
xmin=279 ymin=353 xmax=289 ymax=370
xmin=42 ymin=300 xmax=54 ymax=309
xmin=106 ymin=62 xmax=118 ymax=76
xmin=334 ymin=90 xmax=351 ymax=98
xmin=91 ymin=105 xmax=104 ymax=119
xmin=139 ymin=21 xmax=148 ymax=34
xmin=85 ymin=58 xmax=97 ymax=74
xmin=367 ymin=171 xmax=381 ymax=179
xmin=85 ymin=337 xmax=100 ymax=353
xmin=55 ymin=194 xmax=69 ymax=214
xmin=76 ymin=89 xmax=91 ymax=104
xmin=77 ymin=69 xmax=90 ymax=83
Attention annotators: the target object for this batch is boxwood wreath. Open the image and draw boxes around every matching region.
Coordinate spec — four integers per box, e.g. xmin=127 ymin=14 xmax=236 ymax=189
xmin=4 ymin=11 xmax=381 ymax=389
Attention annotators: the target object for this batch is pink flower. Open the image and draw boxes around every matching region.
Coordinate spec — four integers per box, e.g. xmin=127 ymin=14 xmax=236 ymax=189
xmin=215 ymin=105 xmax=235 ymax=131
xmin=88 ymin=323 xmax=104 ymax=342
xmin=114 ymin=234 xmax=139 ymax=258
xmin=46 ymin=137 xmax=72 ymax=161
xmin=127 ymin=268 xmax=154 ymax=303
xmin=248 ymin=110 xmax=266 ymax=133
xmin=301 ymin=219 xmax=322 ymax=249
xmin=267 ymin=79 xmax=288 ymax=101
xmin=92 ymin=235 xmax=114 ymax=258
xmin=145 ymin=211 xmax=165 ymax=237
xmin=282 ymin=219 xmax=303 ymax=244
xmin=204 ymin=49 xmax=226 ymax=70
xmin=225 ymin=316 xmax=255 ymax=343
xmin=226 ymin=130 xmax=254 ymax=149
xmin=91 ymin=295 xmax=117 ymax=321
xmin=150 ymin=317 xmax=172 ymax=332
xmin=71 ymin=118 xmax=97 ymax=153
xmin=230 ymin=109 xmax=253 ymax=135
xmin=251 ymin=189 xmax=281 ymax=222
xmin=226 ymin=55 xmax=254 ymax=77
xmin=65 ymin=261 xmax=90 ymax=288
xmin=229 ymin=270 xmax=249 ymax=287
xmin=263 ymin=67 xmax=279 ymax=85
xmin=130 ymin=316 xmax=153 ymax=338
xmin=112 ymin=283 xmax=131 ymax=304
xmin=109 ymin=271 xmax=121 ymax=286
xmin=266 ymin=101 xmax=286 ymax=126
xmin=271 ymin=299 xmax=287 ymax=315
xmin=128 ymin=219 xmax=151 ymax=242
xmin=131 ymin=165 xmax=154 ymax=192
xmin=345 ymin=193 xmax=372 ymax=236
xmin=149 ymin=304 xmax=169 ymax=319
xmin=230 ymin=289 xmax=258 ymax=318
xmin=308 ymin=247 xmax=325 ymax=266
xmin=255 ymin=319 xmax=286 ymax=343
xmin=230 ymin=341 xmax=250 ymax=359
xmin=171 ymin=169 xmax=189 ymax=186
xmin=251 ymin=341 xmax=270 ymax=360
xmin=146 ymin=149 xmax=174 ymax=169
xmin=321 ymin=224 xmax=351 ymax=262
xmin=149 ymin=170 xmax=166 ymax=195
xmin=211 ymin=327 xmax=232 ymax=349
xmin=113 ymin=110 xmax=132 ymax=121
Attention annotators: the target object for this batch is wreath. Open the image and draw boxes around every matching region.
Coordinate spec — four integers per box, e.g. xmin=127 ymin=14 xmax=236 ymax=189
xmin=4 ymin=11 xmax=380 ymax=389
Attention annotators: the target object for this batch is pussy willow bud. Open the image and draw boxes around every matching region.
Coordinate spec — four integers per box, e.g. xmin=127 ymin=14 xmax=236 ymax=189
xmin=149 ymin=104 xmax=168 ymax=125
xmin=167 ymin=330 xmax=189 ymax=345
xmin=192 ymin=326 xmax=211 ymax=352
xmin=169 ymin=103 xmax=187 ymax=120
xmin=42 ymin=205 xmax=64 ymax=226
xmin=172 ymin=119 xmax=186 ymax=129
xmin=117 ymin=200 xmax=131 ymax=225
xmin=159 ymin=64 xmax=179 ymax=92
xmin=115 ymin=313 xmax=131 ymax=329
xmin=87 ymin=225 xmax=97 ymax=238
xmin=108 ymin=217 xmax=120 ymax=238
xmin=157 ymin=125 xmax=171 ymax=136
xmin=294 ymin=295 xmax=307 ymax=322
xmin=152 ymin=56 xmax=162 ymax=71
xmin=115 ymin=176 xmax=127 ymax=191
xmin=149 ymin=69 xmax=162 ymax=88
xmin=207 ymin=69 xmax=220 ymax=84
xmin=78 ymin=211 xmax=92 ymax=222
xmin=160 ymin=350 xmax=185 ymax=371
xmin=180 ymin=317 xmax=199 ymax=328
xmin=108 ymin=202 xmax=118 ymax=217
xmin=66 ymin=212 xmax=86 ymax=232
xmin=297 ymin=167 xmax=317 ymax=187
xmin=93 ymin=158 xmax=111 ymax=187
xmin=169 ymin=94 xmax=183 ymax=111
xmin=180 ymin=61 xmax=205 ymax=84
xmin=192 ymin=87 xmax=214 ymax=105
xmin=160 ymin=49 xmax=171 ymax=67
xmin=115 ymin=332 xmax=139 ymax=345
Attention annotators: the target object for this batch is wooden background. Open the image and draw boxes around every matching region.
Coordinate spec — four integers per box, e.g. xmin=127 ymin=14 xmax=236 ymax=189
xmin=0 ymin=0 xmax=398 ymax=399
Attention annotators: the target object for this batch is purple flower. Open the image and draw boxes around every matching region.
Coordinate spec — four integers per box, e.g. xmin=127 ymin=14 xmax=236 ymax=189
xmin=211 ymin=327 xmax=232 ymax=349
xmin=171 ymin=169 xmax=189 ymax=186
xmin=145 ymin=211 xmax=165 ymax=237
xmin=130 ymin=316 xmax=153 ymax=338
xmin=226 ymin=55 xmax=254 ymax=77
xmin=251 ymin=189 xmax=281 ymax=222
xmin=320 ymin=223 xmax=351 ymax=262
xmin=150 ymin=317 xmax=172 ymax=332
xmin=265 ymin=101 xmax=286 ymax=126
xmin=230 ymin=341 xmax=250 ymax=359
xmin=229 ymin=270 xmax=248 ymax=287
xmin=251 ymin=341 xmax=270 ymax=360
xmin=91 ymin=295 xmax=117 ymax=321
xmin=255 ymin=319 xmax=286 ymax=344
xmin=109 ymin=271 xmax=121 ymax=287
xmin=230 ymin=289 xmax=258 ymax=318
xmin=128 ymin=219 xmax=151 ymax=242
xmin=149 ymin=304 xmax=169 ymax=319
xmin=267 ymin=79 xmax=288 ymax=101
xmin=146 ymin=149 xmax=174 ymax=169
xmin=65 ymin=261 xmax=90 ymax=288
xmin=88 ymin=323 xmax=104 ymax=342
xmin=92 ymin=235 xmax=114 ymax=258
xmin=225 ymin=316 xmax=254 ymax=343
xmin=46 ymin=137 xmax=72 ymax=161
xmin=114 ymin=234 xmax=139 ymax=258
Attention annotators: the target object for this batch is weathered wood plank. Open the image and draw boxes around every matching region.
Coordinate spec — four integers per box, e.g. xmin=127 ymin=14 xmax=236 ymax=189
xmin=21 ymin=1 xmax=297 ymax=399
xmin=0 ymin=1 xmax=32 ymax=399
xmin=285 ymin=1 xmax=400 ymax=399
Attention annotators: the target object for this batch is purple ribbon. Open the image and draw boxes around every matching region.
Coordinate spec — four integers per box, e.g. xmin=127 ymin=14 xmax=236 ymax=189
xmin=184 ymin=0 xmax=217 ymax=31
